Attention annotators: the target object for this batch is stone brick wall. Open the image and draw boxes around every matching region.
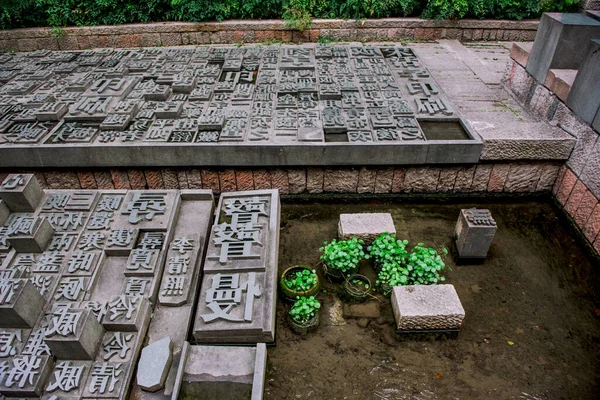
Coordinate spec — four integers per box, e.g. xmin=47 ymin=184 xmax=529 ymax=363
xmin=504 ymin=55 xmax=600 ymax=254
xmin=2 ymin=163 xmax=560 ymax=195
xmin=0 ymin=19 xmax=539 ymax=52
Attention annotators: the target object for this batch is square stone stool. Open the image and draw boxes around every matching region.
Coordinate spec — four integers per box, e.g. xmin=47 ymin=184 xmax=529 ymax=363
xmin=391 ymin=284 xmax=465 ymax=337
xmin=453 ymin=208 xmax=496 ymax=263
xmin=338 ymin=213 xmax=396 ymax=243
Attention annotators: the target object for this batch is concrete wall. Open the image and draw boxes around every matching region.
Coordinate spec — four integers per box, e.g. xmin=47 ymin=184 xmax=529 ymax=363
xmin=0 ymin=19 xmax=539 ymax=52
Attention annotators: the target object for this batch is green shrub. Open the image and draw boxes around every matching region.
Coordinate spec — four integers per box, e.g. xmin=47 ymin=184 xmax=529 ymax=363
xmin=0 ymin=0 xmax=582 ymax=29
xmin=374 ymin=241 xmax=447 ymax=291
xmin=319 ymin=237 xmax=368 ymax=273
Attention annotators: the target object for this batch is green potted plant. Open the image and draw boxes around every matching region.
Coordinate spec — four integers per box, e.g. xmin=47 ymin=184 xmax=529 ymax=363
xmin=319 ymin=236 xmax=368 ymax=281
xmin=368 ymin=233 xmax=409 ymax=271
xmin=288 ymin=296 xmax=321 ymax=334
xmin=342 ymin=274 xmax=372 ymax=302
xmin=279 ymin=265 xmax=320 ymax=302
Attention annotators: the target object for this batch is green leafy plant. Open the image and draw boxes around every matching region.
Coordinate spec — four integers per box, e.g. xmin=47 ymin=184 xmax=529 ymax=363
xmin=289 ymin=296 xmax=320 ymax=324
xmin=284 ymin=268 xmax=318 ymax=292
xmin=368 ymin=232 xmax=409 ymax=266
xmin=406 ymin=243 xmax=447 ymax=284
xmin=374 ymin=241 xmax=447 ymax=291
xmin=319 ymin=237 xmax=368 ymax=273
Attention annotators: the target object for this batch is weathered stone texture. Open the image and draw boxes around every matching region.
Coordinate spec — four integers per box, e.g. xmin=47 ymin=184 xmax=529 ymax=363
xmin=403 ymin=168 xmax=439 ymax=193
xmin=453 ymin=166 xmax=476 ymax=192
xmin=391 ymin=168 xmax=405 ymax=193
xmin=437 ymin=168 xmax=459 ymax=192
xmin=488 ymin=164 xmax=511 ymax=192
xmin=307 ymin=168 xmax=324 ymax=193
xmin=93 ymin=171 xmax=114 ymax=189
xmin=565 ymin=181 xmax=587 ymax=216
xmin=201 ymin=170 xmax=220 ymax=193
xmin=324 ymin=169 xmax=358 ymax=193
xmin=253 ymin=169 xmax=272 ymax=190
xmin=536 ymin=164 xmax=560 ymax=191
xmin=219 ymin=169 xmax=237 ymax=192
xmin=162 ymin=168 xmax=180 ymax=189
xmin=145 ymin=170 xmax=164 ymax=189
xmin=187 ymin=169 xmax=202 ymax=189
xmin=579 ymin=140 xmax=600 ymax=199
xmin=77 ymin=171 xmax=97 ymax=189
xmin=583 ymin=204 xmax=600 ymax=243
xmin=374 ymin=168 xmax=394 ymax=193
xmin=556 ymin=168 xmax=578 ymax=206
xmin=288 ymin=169 xmax=307 ymax=194
xmin=471 ymin=164 xmax=493 ymax=192
xmin=357 ymin=168 xmax=376 ymax=194
xmin=235 ymin=170 xmax=255 ymax=191
xmin=553 ymin=166 xmax=567 ymax=196
xmin=127 ymin=169 xmax=147 ymax=189
xmin=504 ymin=164 xmax=540 ymax=192
xmin=574 ymin=189 xmax=598 ymax=228
xmin=110 ymin=169 xmax=131 ymax=189
xmin=177 ymin=169 xmax=189 ymax=189
xmin=270 ymin=169 xmax=290 ymax=194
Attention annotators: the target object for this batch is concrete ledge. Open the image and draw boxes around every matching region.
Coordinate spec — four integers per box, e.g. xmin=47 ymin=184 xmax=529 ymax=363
xmin=545 ymin=69 xmax=577 ymax=102
xmin=509 ymin=42 xmax=533 ymax=67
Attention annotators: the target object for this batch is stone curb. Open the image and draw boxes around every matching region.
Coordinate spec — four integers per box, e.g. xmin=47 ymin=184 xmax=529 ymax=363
xmin=0 ymin=18 xmax=539 ymax=51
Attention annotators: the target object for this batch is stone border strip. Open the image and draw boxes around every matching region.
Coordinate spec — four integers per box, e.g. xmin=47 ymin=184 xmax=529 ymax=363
xmin=0 ymin=19 xmax=539 ymax=52
xmin=1 ymin=162 xmax=560 ymax=195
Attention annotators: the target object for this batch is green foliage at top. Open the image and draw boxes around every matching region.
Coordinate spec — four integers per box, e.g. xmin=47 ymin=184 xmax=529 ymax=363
xmin=289 ymin=296 xmax=320 ymax=323
xmin=284 ymin=268 xmax=318 ymax=292
xmin=319 ymin=236 xmax=368 ymax=273
xmin=0 ymin=0 xmax=581 ymax=30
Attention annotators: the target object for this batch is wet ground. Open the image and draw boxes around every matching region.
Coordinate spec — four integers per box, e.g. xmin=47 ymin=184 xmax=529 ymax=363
xmin=266 ymin=199 xmax=600 ymax=400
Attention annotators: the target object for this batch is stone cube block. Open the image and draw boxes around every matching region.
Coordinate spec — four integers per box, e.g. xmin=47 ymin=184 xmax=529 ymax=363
xmin=391 ymin=284 xmax=465 ymax=331
xmin=453 ymin=208 xmax=496 ymax=260
xmin=7 ymin=217 xmax=54 ymax=253
xmin=526 ymin=13 xmax=600 ymax=83
xmin=0 ymin=174 xmax=44 ymax=212
xmin=0 ymin=278 xmax=45 ymax=328
xmin=44 ymin=307 xmax=105 ymax=360
xmin=0 ymin=355 xmax=53 ymax=397
xmin=337 ymin=213 xmax=396 ymax=243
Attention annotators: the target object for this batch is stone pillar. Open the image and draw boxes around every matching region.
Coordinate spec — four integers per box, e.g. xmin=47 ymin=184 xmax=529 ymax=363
xmin=453 ymin=208 xmax=497 ymax=262
xmin=526 ymin=13 xmax=600 ymax=83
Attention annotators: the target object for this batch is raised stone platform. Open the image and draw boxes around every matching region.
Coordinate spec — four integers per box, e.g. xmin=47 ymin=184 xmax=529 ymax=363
xmin=0 ymin=173 xmax=217 ymax=399
xmin=0 ymin=43 xmax=485 ymax=168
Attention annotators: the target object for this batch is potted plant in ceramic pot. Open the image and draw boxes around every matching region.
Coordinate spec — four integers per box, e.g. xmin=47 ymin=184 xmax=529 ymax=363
xmin=342 ymin=274 xmax=372 ymax=302
xmin=288 ymin=296 xmax=321 ymax=334
xmin=280 ymin=265 xmax=320 ymax=302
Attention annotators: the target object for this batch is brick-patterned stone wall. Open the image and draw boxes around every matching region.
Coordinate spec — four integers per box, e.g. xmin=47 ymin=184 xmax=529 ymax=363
xmin=0 ymin=19 xmax=539 ymax=52
xmin=504 ymin=53 xmax=600 ymax=256
xmin=1 ymin=163 xmax=559 ymax=195
xmin=554 ymin=165 xmax=600 ymax=254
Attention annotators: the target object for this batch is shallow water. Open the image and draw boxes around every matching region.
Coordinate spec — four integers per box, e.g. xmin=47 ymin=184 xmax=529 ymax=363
xmin=266 ymin=199 xmax=600 ymax=400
